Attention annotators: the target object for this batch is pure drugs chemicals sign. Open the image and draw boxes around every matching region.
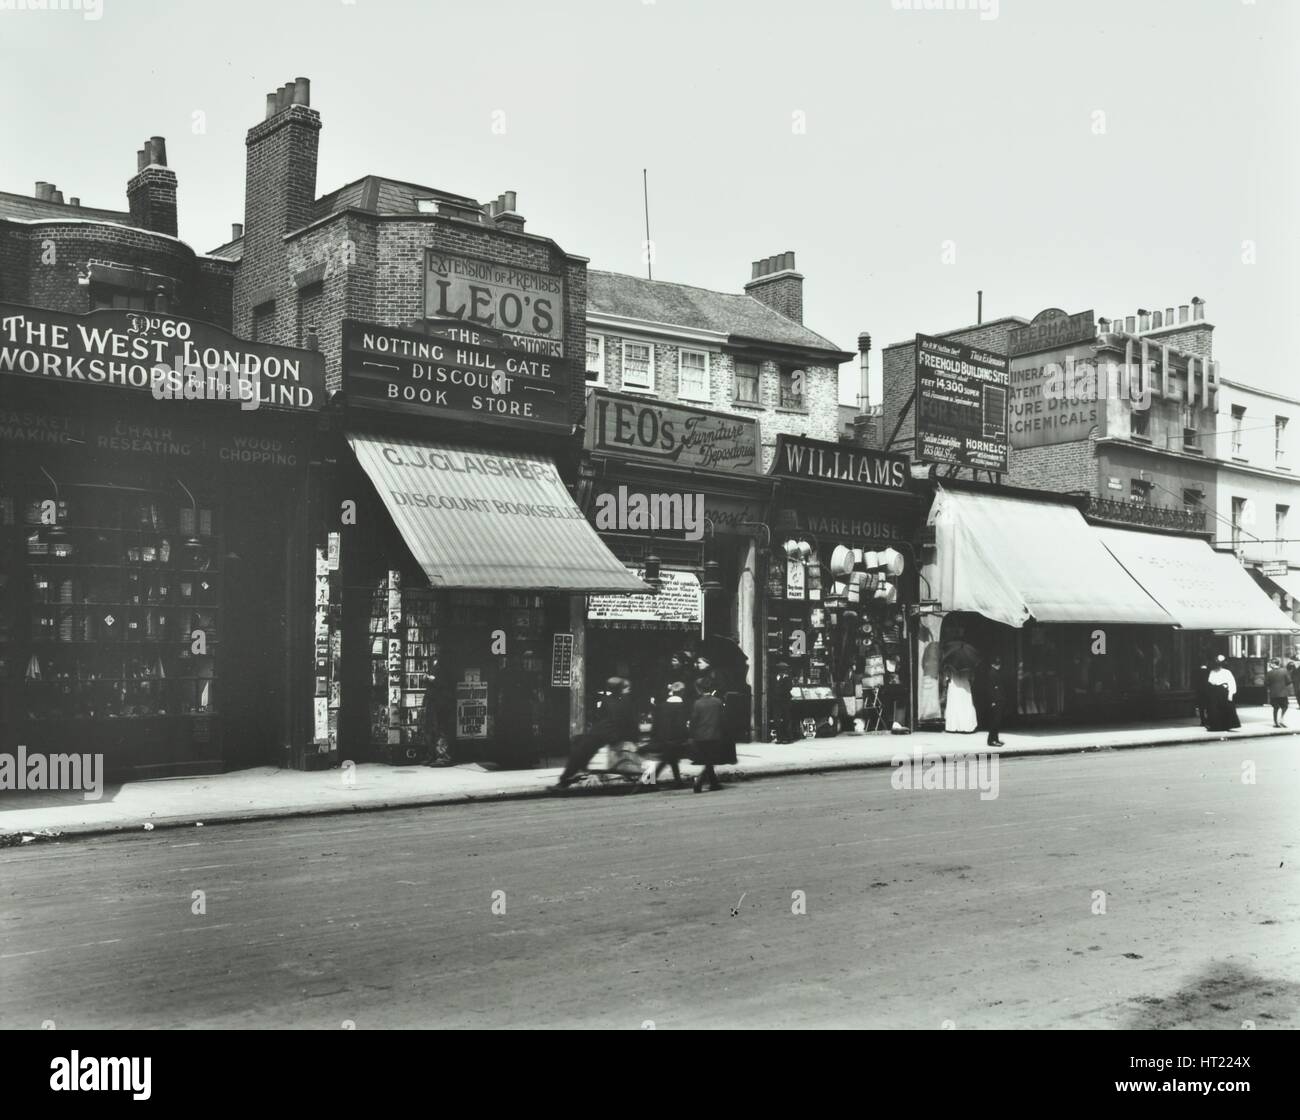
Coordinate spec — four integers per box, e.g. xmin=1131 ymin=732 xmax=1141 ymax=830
xmin=423 ymin=250 xmax=565 ymax=357
xmin=343 ymin=319 xmax=570 ymax=432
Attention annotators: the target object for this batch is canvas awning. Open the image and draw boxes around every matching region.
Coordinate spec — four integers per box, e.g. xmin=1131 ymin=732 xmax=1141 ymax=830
xmin=348 ymin=434 xmax=649 ymax=592
xmin=927 ymin=488 xmax=1173 ymax=628
xmin=1096 ymin=528 xmax=1300 ymax=634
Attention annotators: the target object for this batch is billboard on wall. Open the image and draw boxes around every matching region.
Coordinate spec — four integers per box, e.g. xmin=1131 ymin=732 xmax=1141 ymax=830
xmin=423 ymin=250 xmax=566 ymax=357
xmin=914 ymin=334 xmax=1009 ymax=471
xmin=586 ymin=390 xmax=759 ymax=475
xmin=1009 ymin=342 xmax=1102 ymax=448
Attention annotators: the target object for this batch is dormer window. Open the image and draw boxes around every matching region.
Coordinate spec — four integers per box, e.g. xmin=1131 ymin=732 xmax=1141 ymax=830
xmin=416 ymin=199 xmax=440 ymax=215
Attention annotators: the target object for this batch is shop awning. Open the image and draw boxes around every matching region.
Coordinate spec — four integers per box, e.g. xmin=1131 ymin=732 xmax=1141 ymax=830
xmin=1096 ymin=528 xmax=1300 ymax=634
xmin=348 ymin=435 xmax=650 ymax=592
xmin=928 ymin=488 xmax=1173 ymax=628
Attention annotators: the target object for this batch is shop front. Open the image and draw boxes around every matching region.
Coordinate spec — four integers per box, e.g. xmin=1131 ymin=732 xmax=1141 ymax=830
xmin=318 ymin=320 xmax=644 ymax=770
xmin=581 ymin=389 xmax=770 ymax=739
xmin=0 ymin=301 xmax=326 ymax=778
xmin=918 ymin=483 xmax=1299 ymax=729
xmin=763 ymin=435 xmax=922 ymax=741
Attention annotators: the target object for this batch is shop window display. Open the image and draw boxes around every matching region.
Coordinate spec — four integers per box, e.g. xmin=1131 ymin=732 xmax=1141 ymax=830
xmin=0 ymin=481 xmax=220 ymax=728
xmin=768 ymin=538 xmax=909 ymax=737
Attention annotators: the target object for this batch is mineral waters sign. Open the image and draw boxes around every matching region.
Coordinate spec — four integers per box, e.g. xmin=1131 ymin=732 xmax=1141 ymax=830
xmin=0 ymin=303 xmax=326 ymax=411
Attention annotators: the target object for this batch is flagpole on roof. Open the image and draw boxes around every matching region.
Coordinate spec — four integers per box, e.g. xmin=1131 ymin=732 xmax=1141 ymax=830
xmin=643 ymin=168 xmax=652 ymax=281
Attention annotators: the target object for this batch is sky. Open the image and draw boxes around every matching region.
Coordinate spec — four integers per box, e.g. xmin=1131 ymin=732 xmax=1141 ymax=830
xmin=2 ymin=0 xmax=1296 ymax=405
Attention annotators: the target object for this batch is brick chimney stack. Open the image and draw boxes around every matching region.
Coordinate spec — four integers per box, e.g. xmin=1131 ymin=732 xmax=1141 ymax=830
xmin=126 ymin=136 xmax=178 ymax=236
xmin=744 ymin=251 xmax=803 ymax=323
xmin=235 ymin=77 xmax=320 ymax=335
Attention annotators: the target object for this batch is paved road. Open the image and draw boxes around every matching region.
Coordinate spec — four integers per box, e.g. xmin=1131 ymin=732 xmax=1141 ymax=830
xmin=2 ymin=739 xmax=1298 ymax=1029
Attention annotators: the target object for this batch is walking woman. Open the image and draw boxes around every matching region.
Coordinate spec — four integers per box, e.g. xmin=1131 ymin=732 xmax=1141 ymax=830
xmin=647 ymin=680 xmax=690 ymax=786
xmin=1205 ymin=655 xmax=1241 ymax=732
xmin=688 ymin=677 xmax=736 ymax=792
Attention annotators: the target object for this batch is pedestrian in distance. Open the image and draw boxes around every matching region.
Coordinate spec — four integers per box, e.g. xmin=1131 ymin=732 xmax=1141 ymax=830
xmin=1204 ymin=655 xmax=1241 ymax=732
xmin=984 ymin=654 xmax=1006 ymax=748
xmin=1193 ymin=663 xmax=1211 ymax=728
xmin=688 ymin=676 xmax=736 ymax=793
xmin=646 ymin=680 xmax=690 ymax=787
xmin=1265 ymin=657 xmax=1291 ymax=727
xmin=770 ymin=661 xmax=795 ymax=743
xmin=555 ymin=676 xmax=638 ymax=789
xmin=1289 ymin=659 xmax=1300 ymax=711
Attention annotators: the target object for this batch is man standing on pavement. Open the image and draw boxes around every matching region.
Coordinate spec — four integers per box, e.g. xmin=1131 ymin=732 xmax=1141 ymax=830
xmin=1265 ymin=658 xmax=1291 ymax=727
xmin=985 ymin=655 xmax=1006 ymax=748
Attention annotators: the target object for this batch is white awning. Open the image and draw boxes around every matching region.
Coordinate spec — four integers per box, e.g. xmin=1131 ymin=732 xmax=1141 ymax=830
xmin=928 ymin=488 xmax=1172 ymax=628
xmin=1096 ymin=528 xmax=1300 ymax=634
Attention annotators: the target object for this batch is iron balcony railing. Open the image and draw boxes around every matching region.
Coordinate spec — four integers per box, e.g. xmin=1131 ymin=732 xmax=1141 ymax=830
xmin=1087 ymin=495 xmax=1207 ymax=533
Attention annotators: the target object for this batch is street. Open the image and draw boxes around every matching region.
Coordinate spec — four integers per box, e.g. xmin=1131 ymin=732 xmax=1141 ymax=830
xmin=2 ymin=739 xmax=1298 ymax=1029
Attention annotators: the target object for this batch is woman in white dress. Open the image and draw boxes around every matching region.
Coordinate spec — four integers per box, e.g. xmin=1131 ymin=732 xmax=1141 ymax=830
xmin=944 ymin=668 xmax=979 ymax=733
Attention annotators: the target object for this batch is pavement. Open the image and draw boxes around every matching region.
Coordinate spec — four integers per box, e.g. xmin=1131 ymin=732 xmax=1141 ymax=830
xmin=2 ymin=738 xmax=1296 ymax=1028
xmin=2 ymin=705 xmax=1295 ymax=841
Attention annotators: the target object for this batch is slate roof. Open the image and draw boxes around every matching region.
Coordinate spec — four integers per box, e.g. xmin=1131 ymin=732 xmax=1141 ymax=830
xmin=587 ymin=269 xmax=847 ymax=356
xmin=0 ymin=190 xmax=135 ymax=226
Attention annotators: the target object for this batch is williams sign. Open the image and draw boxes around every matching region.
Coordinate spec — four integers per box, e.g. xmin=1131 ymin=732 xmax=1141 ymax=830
xmin=767 ymin=434 xmax=910 ymax=491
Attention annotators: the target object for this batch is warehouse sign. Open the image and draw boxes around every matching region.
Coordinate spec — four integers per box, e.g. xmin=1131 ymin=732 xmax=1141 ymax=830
xmin=343 ymin=319 xmax=570 ymax=432
xmin=586 ymin=390 xmax=759 ymax=474
xmin=914 ymin=333 xmax=1009 ymax=472
xmin=0 ymin=302 xmax=325 ymax=411
xmin=424 ymin=250 xmax=565 ymax=357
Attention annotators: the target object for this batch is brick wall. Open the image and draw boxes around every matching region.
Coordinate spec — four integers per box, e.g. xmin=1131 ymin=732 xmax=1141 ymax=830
xmin=0 ymin=219 xmax=230 ymax=323
xmin=590 ymin=327 xmax=841 ymax=468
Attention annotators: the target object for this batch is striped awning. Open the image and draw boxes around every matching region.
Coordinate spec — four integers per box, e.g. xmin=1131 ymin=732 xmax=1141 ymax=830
xmin=348 ymin=434 xmax=650 ymax=592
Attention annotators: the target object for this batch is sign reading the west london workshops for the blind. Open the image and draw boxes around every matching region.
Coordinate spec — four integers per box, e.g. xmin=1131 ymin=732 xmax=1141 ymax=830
xmin=423 ymin=250 xmax=566 ymax=357
xmin=914 ymin=333 xmax=1009 ymax=471
xmin=342 ymin=319 xmax=570 ymax=433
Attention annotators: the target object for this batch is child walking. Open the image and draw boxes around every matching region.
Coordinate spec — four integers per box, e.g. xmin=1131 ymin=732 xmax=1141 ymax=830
xmin=688 ymin=677 xmax=736 ymax=792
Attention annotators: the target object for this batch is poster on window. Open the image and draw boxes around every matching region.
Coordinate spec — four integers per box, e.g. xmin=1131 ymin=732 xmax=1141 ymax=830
xmin=456 ymin=680 xmax=490 ymax=739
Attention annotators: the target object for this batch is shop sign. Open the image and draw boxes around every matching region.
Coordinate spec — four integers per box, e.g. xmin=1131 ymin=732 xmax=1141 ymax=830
xmin=768 ymin=434 xmax=910 ymax=491
xmin=551 ymin=633 xmax=574 ymax=687
xmin=786 ymin=559 xmax=806 ymax=601
xmin=586 ymin=390 xmax=759 ymax=474
xmin=587 ymin=569 xmax=703 ymax=625
xmin=343 ymin=319 xmax=570 ymax=431
xmin=424 ymin=250 xmax=565 ymax=357
xmin=1261 ymin=561 xmax=1289 ymax=578
xmin=0 ymin=302 xmax=325 ymax=411
xmin=778 ymin=505 xmax=909 ymax=543
xmin=915 ymin=334 xmax=1009 ymax=471
xmin=1008 ymin=308 xmax=1096 ymax=358
xmin=1107 ymin=477 xmax=1123 ymax=491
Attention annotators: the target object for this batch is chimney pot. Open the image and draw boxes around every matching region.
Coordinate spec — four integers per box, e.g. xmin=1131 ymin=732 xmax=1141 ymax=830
xmin=502 ymin=190 xmax=517 ymax=212
xmin=231 ymin=222 xmax=244 ymax=241
xmin=1138 ymin=310 xmax=1150 ymax=331
xmin=34 ymin=181 xmax=48 ymax=199
xmin=51 ymin=190 xmax=64 ymax=205
xmin=1179 ymin=304 xmax=1189 ymax=323
xmin=277 ymin=84 xmax=292 ymax=112
xmin=1165 ymin=306 xmax=1174 ymax=323
xmin=293 ymin=77 xmax=310 ymax=106
xmin=136 ymin=148 xmax=148 ymax=171
xmin=149 ymin=136 xmax=167 ymax=166
xmin=1192 ymin=296 xmax=1205 ymax=320
xmin=265 ymin=92 xmax=278 ymax=120
xmin=1098 ymin=317 xmax=1111 ymax=332
xmin=1125 ymin=316 xmax=1136 ymax=333
xmin=857 ymin=331 xmax=872 ymax=353
xmin=1152 ymin=310 xmax=1163 ymax=328
xmin=784 ymin=251 xmax=796 ymax=271
xmin=69 ymin=197 xmax=80 ymax=207
xmin=751 ymin=260 xmax=762 ymax=280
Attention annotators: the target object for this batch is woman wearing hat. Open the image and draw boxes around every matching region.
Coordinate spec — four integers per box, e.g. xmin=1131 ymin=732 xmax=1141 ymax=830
xmin=688 ymin=676 xmax=736 ymax=792
xmin=1205 ymin=655 xmax=1241 ymax=732
xmin=647 ymin=679 xmax=690 ymax=786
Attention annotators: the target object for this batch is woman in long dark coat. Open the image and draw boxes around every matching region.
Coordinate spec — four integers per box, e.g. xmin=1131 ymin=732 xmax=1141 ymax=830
xmin=647 ymin=679 xmax=690 ymax=786
xmin=1205 ymin=657 xmax=1241 ymax=731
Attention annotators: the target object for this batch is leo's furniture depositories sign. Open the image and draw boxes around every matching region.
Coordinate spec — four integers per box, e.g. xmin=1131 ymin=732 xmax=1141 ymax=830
xmin=586 ymin=390 xmax=759 ymax=475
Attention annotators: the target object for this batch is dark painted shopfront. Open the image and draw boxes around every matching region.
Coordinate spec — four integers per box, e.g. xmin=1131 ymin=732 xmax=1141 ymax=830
xmin=0 ymin=301 xmax=325 ymax=778
xmin=315 ymin=309 xmax=643 ymax=770
xmin=582 ymin=389 xmax=770 ymax=737
xmin=763 ymin=435 xmax=923 ymax=741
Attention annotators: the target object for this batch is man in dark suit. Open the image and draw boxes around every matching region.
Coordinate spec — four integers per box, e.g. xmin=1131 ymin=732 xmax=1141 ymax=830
xmin=985 ymin=655 xmax=1007 ymax=748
